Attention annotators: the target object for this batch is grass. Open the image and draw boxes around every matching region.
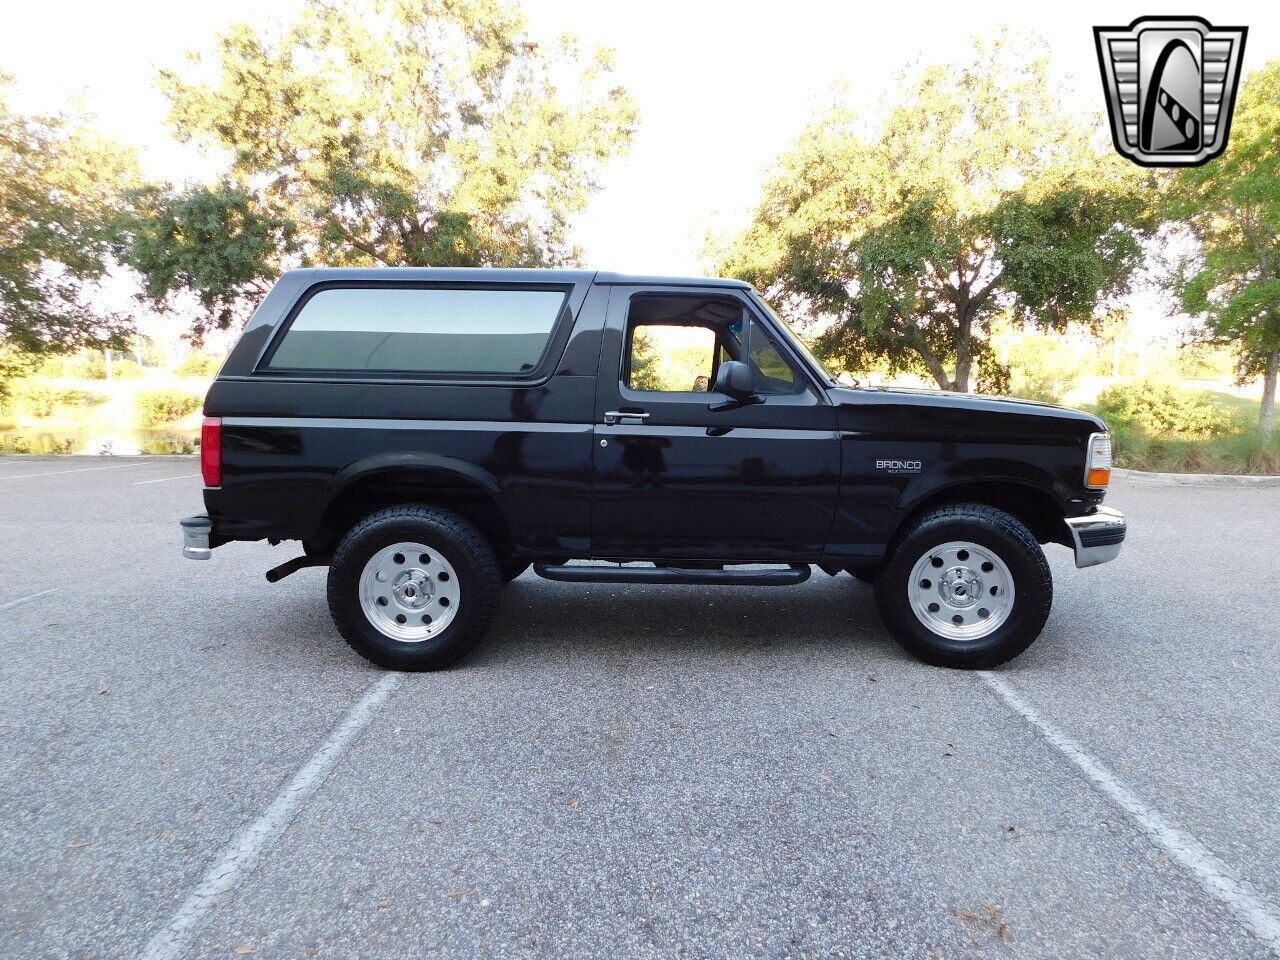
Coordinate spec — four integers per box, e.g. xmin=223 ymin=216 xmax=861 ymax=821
xmin=1108 ymin=428 xmax=1280 ymax=475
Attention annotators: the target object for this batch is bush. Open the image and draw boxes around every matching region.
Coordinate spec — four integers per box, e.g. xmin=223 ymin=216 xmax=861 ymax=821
xmin=35 ymin=353 xmax=93 ymax=379
xmin=12 ymin=382 xmax=103 ymax=418
xmin=1093 ymin=380 xmax=1232 ymax=438
xmin=1005 ymin=334 xmax=1081 ymax=404
xmin=136 ymin=388 xmax=202 ymax=427
xmin=175 ymin=353 xmax=224 ymax=378
xmin=84 ymin=352 xmax=144 ymax=380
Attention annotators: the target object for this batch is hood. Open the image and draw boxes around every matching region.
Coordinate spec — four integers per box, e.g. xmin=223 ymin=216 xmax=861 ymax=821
xmin=828 ymin=385 xmax=1107 ymax=440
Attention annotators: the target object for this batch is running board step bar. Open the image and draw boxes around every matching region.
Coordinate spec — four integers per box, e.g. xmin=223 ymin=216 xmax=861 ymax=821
xmin=533 ymin=562 xmax=811 ymax=586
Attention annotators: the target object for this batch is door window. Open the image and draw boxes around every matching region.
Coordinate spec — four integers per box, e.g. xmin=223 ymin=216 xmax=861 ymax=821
xmin=621 ymin=294 xmax=807 ymax=396
xmin=627 ymin=323 xmax=717 ymax=392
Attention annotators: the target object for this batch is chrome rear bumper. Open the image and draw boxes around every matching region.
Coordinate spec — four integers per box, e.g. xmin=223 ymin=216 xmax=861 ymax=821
xmin=180 ymin=515 xmax=212 ymax=560
xmin=1064 ymin=505 xmax=1126 ymax=568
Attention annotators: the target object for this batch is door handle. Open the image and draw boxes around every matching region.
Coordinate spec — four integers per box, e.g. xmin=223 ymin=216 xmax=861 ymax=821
xmin=603 ymin=410 xmax=650 ymax=425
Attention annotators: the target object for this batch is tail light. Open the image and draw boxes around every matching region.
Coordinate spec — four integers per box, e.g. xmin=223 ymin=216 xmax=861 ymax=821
xmin=201 ymin=417 xmax=222 ymax=487
xmin=1085 ymin=432 xmax=1112 ymax=489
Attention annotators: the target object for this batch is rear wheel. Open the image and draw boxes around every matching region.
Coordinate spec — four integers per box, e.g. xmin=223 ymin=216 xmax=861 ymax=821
xmin=327 ymin=505 xmax=501 ymax=670
xmin=874 ymin=503 xmax=1051 ymax=669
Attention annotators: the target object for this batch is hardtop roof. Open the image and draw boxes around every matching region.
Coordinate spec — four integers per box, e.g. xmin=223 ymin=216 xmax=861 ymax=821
xmin=279 ymin=267 xmax=751 ymax=289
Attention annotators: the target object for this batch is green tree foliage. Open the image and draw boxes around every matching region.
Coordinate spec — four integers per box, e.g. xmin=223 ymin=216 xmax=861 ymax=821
xmin=120 ymin=183 xmax=295 ymax=339
xmin=126 ymin=0 xmax=637 ymax=334
xmin=1165 ymin=57 xmax=1280 ymax=435
xmin=0 ymin=73 xmax=138 ymax=356
xmin=721 ymin=35 xmax=1150 ymax=393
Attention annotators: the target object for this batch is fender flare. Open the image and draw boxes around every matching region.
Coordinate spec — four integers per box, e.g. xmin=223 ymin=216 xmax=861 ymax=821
xmin=322 ymin=451 xmax=506 ymax=519
xmin=890 ymin=469 xmax=1067 ymax=547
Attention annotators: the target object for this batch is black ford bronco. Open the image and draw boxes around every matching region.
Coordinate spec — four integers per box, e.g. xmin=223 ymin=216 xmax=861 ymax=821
xmin=181 ymin=268 xmax=1125 ymax=670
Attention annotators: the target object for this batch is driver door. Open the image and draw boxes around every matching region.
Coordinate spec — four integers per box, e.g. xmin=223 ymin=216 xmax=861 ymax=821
xmin=589 ymin=284 xmax=840 ymax=561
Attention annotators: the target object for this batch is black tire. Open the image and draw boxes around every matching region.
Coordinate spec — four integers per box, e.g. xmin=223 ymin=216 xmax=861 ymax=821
xmin=874 ymin=503 xmax=1052 ymax=669
xmin=499 ymin=558 xmax=531 ymax=583
xmin=851 ymin=568 xmax=878 ymax=584
xmin=327 ymin=504 xmax=502 ymax=671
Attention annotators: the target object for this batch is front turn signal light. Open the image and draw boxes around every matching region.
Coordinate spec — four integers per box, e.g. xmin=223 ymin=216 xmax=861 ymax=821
xmin=1085 ymin=433 xmax=1112 ymax=489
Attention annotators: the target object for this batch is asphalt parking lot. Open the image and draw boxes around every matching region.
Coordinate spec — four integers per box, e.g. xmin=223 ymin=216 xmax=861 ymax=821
xmin=2 ymin=456 xmax=1279 ymax=960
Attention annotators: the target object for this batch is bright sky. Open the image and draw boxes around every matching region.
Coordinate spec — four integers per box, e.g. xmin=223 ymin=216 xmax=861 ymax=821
xmin=2 ymin=0 xmax=1278 ymax=339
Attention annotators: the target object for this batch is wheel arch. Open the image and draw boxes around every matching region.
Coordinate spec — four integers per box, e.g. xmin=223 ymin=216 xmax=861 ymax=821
xmin=891 ymin=478 xmax=1067 ymax=553
xmin=316 ymin=454 xmax=512 ymax=555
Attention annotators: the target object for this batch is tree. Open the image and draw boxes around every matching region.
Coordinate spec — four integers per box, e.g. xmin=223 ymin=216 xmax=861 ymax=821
xmin=120 ymin=182 xmax=296 ymax=340
xmin=126 ymin=0 xmax=637 ymax=334
xmin=0 ymin=72 xmax=138 ymax=358
xmin=720 ymin=35 xmax=1150 ymax=393
xmin=1165 ymin=56 xmax=1280 ymax=436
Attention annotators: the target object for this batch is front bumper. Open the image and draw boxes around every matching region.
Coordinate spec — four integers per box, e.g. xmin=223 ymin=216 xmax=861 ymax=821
xmin=1064 ymin=505 xmax=1126 ymax=568
xmin=180 ymin=515 xmax=213 ymax=560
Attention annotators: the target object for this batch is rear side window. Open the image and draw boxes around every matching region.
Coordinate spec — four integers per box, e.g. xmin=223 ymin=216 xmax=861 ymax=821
xmin=266 ymin=286 xmax=569 ymax=375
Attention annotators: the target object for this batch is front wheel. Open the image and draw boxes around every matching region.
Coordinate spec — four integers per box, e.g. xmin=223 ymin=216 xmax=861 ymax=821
xmin=327 ymin=505 xmax=502 ymax=670
xmin=874 ymin=504 xmax=1052 ymax=669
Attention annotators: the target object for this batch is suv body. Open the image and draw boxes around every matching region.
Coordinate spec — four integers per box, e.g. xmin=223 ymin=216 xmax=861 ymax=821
xmin=182 ymin=268 xmax=1125 ymax=669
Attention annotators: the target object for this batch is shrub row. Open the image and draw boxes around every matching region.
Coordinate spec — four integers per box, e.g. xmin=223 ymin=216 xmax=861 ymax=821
xmin=135 ymin=389 xmax=203 ymax=427
xmin=1093 ymin=380 xmax=1233 ymax=438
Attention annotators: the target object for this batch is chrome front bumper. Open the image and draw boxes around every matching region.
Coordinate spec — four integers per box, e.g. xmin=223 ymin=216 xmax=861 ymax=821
xmin=1064 ymin=505 xmax=1126 ymax=568
xmin=180 ymin=515 xmax=212 ymax=560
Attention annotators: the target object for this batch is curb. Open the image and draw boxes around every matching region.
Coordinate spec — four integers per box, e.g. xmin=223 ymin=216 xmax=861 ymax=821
xmin=1114 ymin=467 xmax=1280 ymax=488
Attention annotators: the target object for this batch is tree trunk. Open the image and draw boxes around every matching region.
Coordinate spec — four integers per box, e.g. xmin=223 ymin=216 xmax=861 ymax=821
xmin=952 ymin=310 xmax=973 ymax=392
xmin=1261 ymin=347 xmax=1279 ymax=437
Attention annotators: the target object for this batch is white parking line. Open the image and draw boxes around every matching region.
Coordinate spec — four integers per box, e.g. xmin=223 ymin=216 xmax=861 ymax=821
xmin=0 ymin=461 xmax=151 ymax=481
xmin=138 ymin=672 xmax=403 ymax=960
xmin=0 ymin=587 xmax=64 ymax=613
xmin=133 ymin=474 xmax=202 ymax=485
xmin=978 ymin=670 xmax=1280 ymax=956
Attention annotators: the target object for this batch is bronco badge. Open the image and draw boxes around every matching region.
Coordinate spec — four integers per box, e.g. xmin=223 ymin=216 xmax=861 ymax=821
xmin=876 ymin=459 xmax=922 ymax=474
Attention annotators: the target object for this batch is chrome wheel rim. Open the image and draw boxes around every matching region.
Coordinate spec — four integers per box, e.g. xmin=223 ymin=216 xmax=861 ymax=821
xmin=358 ymin=541 xmax=460 ymax=642
xmin=907 ymin=540 xmax=1014 ymax=641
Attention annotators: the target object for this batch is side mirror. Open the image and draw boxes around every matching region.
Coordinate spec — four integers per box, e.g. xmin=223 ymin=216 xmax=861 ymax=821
xmin=712 ymin=360 xmax=754 ymax=398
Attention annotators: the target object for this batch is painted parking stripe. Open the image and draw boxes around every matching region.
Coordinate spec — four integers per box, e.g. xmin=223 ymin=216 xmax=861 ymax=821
xmin=0 ymin=587 xmax=63 ymax=613
xmin=133 ymin=474 xmax=202 ymax=485
xmin=979 ymin=670 xmax=1280 ymax=956
xmin=0 ymin=461 xmax=151 ymax=481
xmin=138 ymin=672 xmax=403 ymax=960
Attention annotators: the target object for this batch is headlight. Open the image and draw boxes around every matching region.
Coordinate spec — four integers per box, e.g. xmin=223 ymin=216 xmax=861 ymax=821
xmin=1085 ymin=432 xmax=1112 ymax=489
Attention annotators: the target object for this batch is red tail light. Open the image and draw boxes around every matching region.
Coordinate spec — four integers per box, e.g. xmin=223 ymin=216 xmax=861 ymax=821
xmin=201 ymin=417 xmax=222 ymax=487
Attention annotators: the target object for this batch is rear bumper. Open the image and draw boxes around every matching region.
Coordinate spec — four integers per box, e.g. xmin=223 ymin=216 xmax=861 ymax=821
xmin=180 ymin=515 xmax=213 ymax=560
xmin=1064 ymin=505 xmax=1126 ymax=568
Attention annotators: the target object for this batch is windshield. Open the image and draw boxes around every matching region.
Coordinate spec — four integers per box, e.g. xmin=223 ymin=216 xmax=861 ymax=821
xmin=749 ymin=292 xmax=835 ymax=383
